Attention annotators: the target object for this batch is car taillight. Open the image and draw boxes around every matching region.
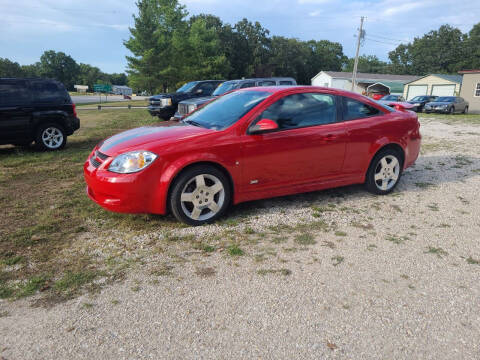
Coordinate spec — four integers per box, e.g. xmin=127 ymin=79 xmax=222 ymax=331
xmin=72 ymin=103 xmax=77 ymax=117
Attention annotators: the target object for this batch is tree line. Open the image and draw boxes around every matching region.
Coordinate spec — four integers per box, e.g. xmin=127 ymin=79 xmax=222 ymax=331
xmin=124 ymin=0 xmax=347 ymax=93
xmin=1 ymin=0 xmax=479 ymax=94
xmin=0 ymin=50 xmax=127 ymax=91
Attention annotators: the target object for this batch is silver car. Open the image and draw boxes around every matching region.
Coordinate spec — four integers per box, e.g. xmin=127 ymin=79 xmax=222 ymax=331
xmin=424 ymin=97 xmax=469 ymax=114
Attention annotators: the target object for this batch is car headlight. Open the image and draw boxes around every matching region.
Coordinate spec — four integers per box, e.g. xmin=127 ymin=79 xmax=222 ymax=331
xmin=188 ymin=104 xmax=197 ymax=113
xmin=108 ymin=151 xmax=157 ymax=174
xmin=161 ymin=98 xmax=172 ymax=106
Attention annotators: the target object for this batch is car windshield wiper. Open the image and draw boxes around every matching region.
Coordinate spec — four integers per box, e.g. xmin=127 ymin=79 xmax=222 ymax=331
xmin=183 ymin=119 xmax=205 ymax=128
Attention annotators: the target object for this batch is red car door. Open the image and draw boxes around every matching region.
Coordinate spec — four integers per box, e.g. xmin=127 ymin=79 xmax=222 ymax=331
xmin=239 ymin=92 xmax=347 ymax=193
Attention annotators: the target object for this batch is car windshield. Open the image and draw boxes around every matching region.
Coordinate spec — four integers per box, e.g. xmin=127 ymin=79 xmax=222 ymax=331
xmin=382 ymin=95 xmax=397 ymax=101
xmin=411 ymin=96 xmax=428 ymax=101
xmin=436 ymin=97 xmax=455 ymax=102
xmin=176 ymin=82 xmax=198 ymax=93
xmin=212 ymin=82 xmax=239 ymax=96
xmin=184 ymin=90 xmax=270 ymax=130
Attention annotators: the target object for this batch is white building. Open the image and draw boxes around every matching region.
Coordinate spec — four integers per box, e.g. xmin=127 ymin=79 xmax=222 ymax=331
xmin=112 ymin=85 xmax=133 ymax=96
xmin=311 ymin=71 xmax=420 ymax=96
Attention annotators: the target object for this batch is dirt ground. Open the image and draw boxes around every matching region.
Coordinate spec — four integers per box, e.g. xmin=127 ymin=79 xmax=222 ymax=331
xmin=1 ymin=116 xmax=480 ymax=359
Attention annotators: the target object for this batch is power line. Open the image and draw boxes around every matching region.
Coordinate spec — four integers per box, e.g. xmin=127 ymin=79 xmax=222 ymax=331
xmin=367 ymin=33 xmax=409 ymax=43
xmin=365 ymin=37 xmax=402 ymax=46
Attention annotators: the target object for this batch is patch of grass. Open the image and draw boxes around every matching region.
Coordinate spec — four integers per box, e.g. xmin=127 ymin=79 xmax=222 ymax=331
xmin=294 ymin=233 xmax=316 ymax=245
xmin=17 ymin=275 xmax=49 ymax=298
xmin=227 ymin=244 xmax=244 ymax=256
xmin=244 ymin=227 xmax=255 ymax=235
xmin=400 ymin=274 xmax=409 ymax=280
xmin=271 ymin=237 xmax=287 ymax=244
xmin=425 ymin=246 xmax=448 ymax=258
xmin=334 ymin=231 xmax=347 ymax=237
xmin=149 ymin=264 xmax=174 ymax=276
xmin=111 ymin=299 xmax=120 ymax=305
xmin=1 ymin=254 xmax=25 ymax=266
xmin=321 ymin=241 xmax=336 ymax=249
xmin=331 ymin=255 xmax=344 ymax=266
xmin=427 ymin=203 xmax=439 ymax=211
xmin=466 ymin=257 xmax=480 ymax=265
xmin=391 ymin=204 xmax=402 ymax=213
xmin=367 ymin=244 xmax=377 ymax=251
xmin=257 ymin=268 xmax=291 ymax=276
xmin=385 ymin=234 xmax=409 ymax=245
xmin=351 ymin=222 xmax=374 ymax=230
xmin=53 ymin=271 xmax=101 ymax=298
xmin=82 ymin=302 xmax=94 ymax=309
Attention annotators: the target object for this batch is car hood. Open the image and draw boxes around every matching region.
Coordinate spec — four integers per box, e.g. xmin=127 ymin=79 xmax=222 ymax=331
xmin=181 ymin=96 xmax=216 ymax=105
xmin=98 ymin=123 xmax=212 ymax=156
xmin=425 ymin=102 xmax=452 ymax=106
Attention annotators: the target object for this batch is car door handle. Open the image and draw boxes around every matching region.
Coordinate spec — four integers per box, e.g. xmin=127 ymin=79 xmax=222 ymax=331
xmin=321 ymin=134 xmax=338 ymax=141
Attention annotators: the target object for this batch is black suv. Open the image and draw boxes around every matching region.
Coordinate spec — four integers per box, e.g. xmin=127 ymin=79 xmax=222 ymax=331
xmin=173 ymin=77 xmax=297 ymax=120
xmin=0 ymin=78 xmax=80 ymax=150
xmin=148 ymin=80 xmax=224 ymax=120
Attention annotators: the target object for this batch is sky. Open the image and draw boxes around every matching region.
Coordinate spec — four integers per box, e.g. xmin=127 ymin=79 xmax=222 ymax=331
xmin=0 ymin=0 xmax=479 ymax=74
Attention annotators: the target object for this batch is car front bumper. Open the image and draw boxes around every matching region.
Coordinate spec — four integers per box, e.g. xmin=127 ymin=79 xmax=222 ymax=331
xmin=147 ymin=105 xmax=176 ymax=119
xmin=83 ymin=154 xmax=167 ymax=214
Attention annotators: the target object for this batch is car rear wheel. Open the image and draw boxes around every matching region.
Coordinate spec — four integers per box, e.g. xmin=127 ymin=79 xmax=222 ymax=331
xmin=449 ymin=106 xmax=455 ymax=114
xmin=365 ymin=149 xmax=402 ymax=195
xmin=35 ymin=123 xmax=67 ymax=151
xmin=463 ymin=106 xmax=468 ymax=114
xmin=170 ymin=165 xmax=231 ymax=225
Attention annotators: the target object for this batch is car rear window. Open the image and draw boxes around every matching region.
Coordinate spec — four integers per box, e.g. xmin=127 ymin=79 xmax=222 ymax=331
xmin=342 ymin=97 xmax=382 ymax=120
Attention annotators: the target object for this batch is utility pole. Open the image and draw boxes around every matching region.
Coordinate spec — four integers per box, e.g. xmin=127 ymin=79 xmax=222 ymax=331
xmin=351 ymin=16 xmax=365 ymax=92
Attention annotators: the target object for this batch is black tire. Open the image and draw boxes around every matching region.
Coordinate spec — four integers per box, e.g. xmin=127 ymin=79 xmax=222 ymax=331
xmin=157 ymin=115 xmax=168 ymax=121
xmin=34 ymin=123 xmax=67 ymax=151
xmin=365 ymin=148 xmax=403 ymax=195
xmin=169 ymin=165 xmax=231 ymax=226
xmin=449 ymin=106 xmax=455 ymax=114
xmin=463 ymin=106 xmax=468 ymax=114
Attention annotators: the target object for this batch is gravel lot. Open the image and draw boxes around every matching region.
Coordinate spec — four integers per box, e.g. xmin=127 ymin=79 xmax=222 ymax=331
xmin=1 ymin=117 xmax=480 ymax=359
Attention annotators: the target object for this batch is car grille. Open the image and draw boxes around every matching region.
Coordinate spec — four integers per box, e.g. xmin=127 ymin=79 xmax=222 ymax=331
xmin=178 ymin=103 xmax=188 ymax=115
xmin=90 ymin=150 xmax=110 ymax=168
xmin=90 ymin=157 xmax=101 ymax=168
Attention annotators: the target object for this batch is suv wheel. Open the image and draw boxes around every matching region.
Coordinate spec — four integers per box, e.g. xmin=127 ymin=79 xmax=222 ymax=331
xmin=35 ymin=123 xmax=67 ymax=151
xmin=365 ymin=148 xmax=402 ymax=195
xmin=170 ymin=165 xmax=231 ymax=225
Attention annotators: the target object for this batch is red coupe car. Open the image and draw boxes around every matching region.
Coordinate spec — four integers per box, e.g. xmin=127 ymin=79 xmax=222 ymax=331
xmin=84 ymin=86 xmax=421 ymax=225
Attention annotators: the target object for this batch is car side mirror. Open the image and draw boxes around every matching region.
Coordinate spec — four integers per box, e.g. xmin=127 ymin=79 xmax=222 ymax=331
xmin=249 ymin=119 xmax=279 ymax=134
xmin=196 ymin=89 xmax=203 ymax=94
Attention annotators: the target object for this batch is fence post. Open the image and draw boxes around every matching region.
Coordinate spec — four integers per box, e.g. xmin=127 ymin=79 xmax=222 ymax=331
xmin=128 ymin=104 xmax=131 ymax=110
xmin=98 ymin=105 xmax=101 ymax=110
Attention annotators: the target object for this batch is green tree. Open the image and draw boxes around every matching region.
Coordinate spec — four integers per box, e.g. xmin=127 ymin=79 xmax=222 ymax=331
xmin=124 ymin=0 xmax=188 ymax=93
xmin=0 ymin=58 xmax=24 ymax=77
xmin=174 ymin=18 xmax=230 ymax=82
xmin=388 ymin=24 xmax=467 ymax=74
xmin=344 ymin=55 xmax=390 ymax=74
xmin=38 ymin=50 xmax=79 ymax=90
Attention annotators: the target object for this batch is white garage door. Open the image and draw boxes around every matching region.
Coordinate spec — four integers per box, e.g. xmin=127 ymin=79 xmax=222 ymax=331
xmin=406 ymin=85 xmax=428 ymax=100
xmin=431 ymin=85 xmax=455 ymax=97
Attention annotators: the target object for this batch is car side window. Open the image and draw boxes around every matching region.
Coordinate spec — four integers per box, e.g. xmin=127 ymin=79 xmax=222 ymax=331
xmin=259 ymin=81 xmax=276 ymax=86
xmin=196 ymin=82 xmax=216 ymax=95
xmin=279 ymin=81 xmax=293 ymax=85
xmin=342 ymin=97 xmax=381 ymax=121
xmin=256 ymin=93 xmax=337 ymax=130
xmin=240 ymin=82 xmax=255 ymax=89
xmin=30 ymin=81 xmax=66 ymax=103
xmin=0 ymin=81 xmax=29 ymax=106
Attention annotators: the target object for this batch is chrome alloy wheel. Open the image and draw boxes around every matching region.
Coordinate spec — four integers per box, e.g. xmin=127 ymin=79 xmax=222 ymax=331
xmin=180 ymin=174 xmax=225 ymax=221
xmin=374 ymin=155 xmax=400 ymax=191
xmin=41 ymin=127 xmax=64 ymax=149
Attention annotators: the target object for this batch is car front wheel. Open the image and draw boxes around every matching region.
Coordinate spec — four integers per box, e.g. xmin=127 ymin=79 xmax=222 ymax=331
xmin=169 ymin=165 xmax=231 ymax=225
xmin=463 ymin=106 xmax=468 ymax=114
xmin=35 ymin=123 xmax=67 ymax=151
xmin=365 ymin=149 xmax=402 ymax=195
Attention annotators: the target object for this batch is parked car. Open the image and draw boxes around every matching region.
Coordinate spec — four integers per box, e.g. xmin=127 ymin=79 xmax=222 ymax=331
xmin=148 ymin=80 xmax=224 ymax=120
xmin=424 ymin=96 xmax=469 ymax=114
xmin=0 ymin=78 xmax=80 ymax=150
xmin=378 ymin=94 xmax=405 ymax=106
xmin=85 ymin=86 xmax=421 ymax=225
xmin=172 ymin=77 xmax=297 ymax=120
xmin=406 ymin=95 xmax=437 ymax=112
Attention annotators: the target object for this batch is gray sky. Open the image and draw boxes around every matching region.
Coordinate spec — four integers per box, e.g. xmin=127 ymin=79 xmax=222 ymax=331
xmin=0 ymin=0 xmax=478 ymax=73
